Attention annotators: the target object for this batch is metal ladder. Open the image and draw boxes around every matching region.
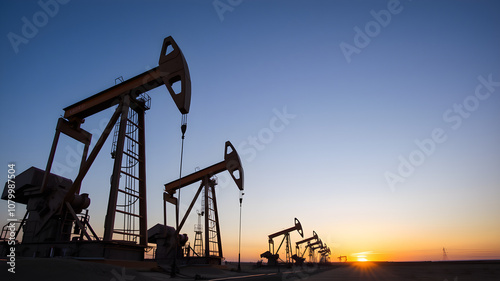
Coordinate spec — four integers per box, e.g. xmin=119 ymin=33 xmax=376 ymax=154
xmin=207 ymin=187 xmax=219 ymax=256
xmin=111 ymin=108 xmax=143 ymax=242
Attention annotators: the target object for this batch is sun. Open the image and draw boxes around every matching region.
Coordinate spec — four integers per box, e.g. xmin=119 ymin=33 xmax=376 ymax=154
xmin=353 ymin=251 xmax=372 ymax=262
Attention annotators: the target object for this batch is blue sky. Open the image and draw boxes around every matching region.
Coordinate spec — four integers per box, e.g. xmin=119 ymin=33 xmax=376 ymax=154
xmin=1 ymin=0 xmax=499 ymax=261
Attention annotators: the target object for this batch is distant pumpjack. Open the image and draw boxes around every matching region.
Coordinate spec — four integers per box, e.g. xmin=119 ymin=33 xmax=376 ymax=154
xmin=261 ymin=218 xmax=304 ymax=265
xmin=308 ymin=239 xmax=323 ymax=263
xmin=292 ymin=230 xmax=319 ymax=265
xmin=318 ymin=244 xmax=331 ymax=263
xmin=337 ymin=255 xmax=347 ymax=262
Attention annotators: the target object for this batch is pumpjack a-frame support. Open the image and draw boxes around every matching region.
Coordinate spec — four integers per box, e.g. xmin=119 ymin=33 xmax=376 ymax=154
xmin=163 ymin=141 xmax=244 ymax=263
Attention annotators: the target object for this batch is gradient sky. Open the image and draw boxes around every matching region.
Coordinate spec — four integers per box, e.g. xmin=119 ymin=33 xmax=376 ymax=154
xmin=1 ymin=0 xmax=499 ymax=262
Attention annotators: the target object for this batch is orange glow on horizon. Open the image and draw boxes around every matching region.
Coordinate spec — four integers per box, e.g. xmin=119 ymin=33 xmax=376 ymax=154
xmin=353 ymin=251 xmax=372 ymax=262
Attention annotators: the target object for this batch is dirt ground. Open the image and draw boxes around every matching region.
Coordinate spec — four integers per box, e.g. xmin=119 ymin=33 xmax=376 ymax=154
xmin=307 ymin=261 xmax=500 ymax=281
xmin=1 ymin=259 xmax=499 ymax=281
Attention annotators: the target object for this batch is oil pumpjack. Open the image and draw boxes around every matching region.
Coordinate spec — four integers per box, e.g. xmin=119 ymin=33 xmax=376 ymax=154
xmin=149 ymin=141 xmax=244 ymax=265
xmin=293 ymin=230 xmax=319 ymax=265
xmin=308 ymin=239 xmax=323 ymax=263
xmin=0 ymin=36 xmax=195 ymax=261
xmin=261 ymin=218 xmax=304 ymax=265
xmin=318 ymin=244 xmax=331 ymax=263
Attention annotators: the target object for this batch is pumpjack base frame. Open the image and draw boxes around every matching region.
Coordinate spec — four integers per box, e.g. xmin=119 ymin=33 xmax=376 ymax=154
xmin=0 ymin=240 xmax=145 ymax=261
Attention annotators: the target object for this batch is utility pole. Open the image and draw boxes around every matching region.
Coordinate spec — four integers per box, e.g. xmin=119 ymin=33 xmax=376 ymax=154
xmin=238 ymin=191 xmax=244 ymax=271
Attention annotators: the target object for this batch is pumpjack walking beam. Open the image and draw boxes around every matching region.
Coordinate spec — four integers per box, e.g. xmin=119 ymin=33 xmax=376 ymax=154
xmin=39 ymin=36 xmax=191 ymax=247
xmin=164 ymin=142 xmax=243 ymax=194
xmin=163 ymin=141 xmax=244 ymax=261
xmin=62 ymin=36 xmax=191 ymax=120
